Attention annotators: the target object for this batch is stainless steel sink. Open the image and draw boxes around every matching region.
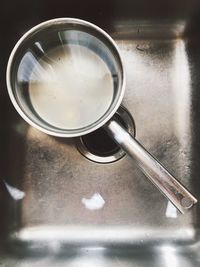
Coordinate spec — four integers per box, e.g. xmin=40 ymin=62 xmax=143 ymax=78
xmin=0 ymin=0 xmax=200 ymax=266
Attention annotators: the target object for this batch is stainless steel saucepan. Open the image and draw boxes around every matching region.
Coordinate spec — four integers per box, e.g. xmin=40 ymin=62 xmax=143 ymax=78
xmin=6 ymin=18 xmax=197 ymax=213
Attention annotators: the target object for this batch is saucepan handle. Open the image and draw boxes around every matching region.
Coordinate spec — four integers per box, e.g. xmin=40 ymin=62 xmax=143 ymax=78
xmin=105 ymin=117 xmax=197 ymax=214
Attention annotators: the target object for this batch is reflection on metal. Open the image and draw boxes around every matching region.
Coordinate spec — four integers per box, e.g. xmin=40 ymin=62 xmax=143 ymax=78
xmin=17 ymin=51 xmax=51 ymax=83
xmin=64 ymin=254 xmax=107 ymax=267
xmin=3 ymin=180 xmax=25 ymax=200
xmin=14 ymin=226 xmax=195 ymax=244
xmin=160 ymin=246 xmax=179 ymax=267
xmin=81 ymin=193 xmax=105 ymax=210
xmin=173 ymin=40 xmax=191 ymax=147
xmin=35 ymin=42 xmax=45 ymax=53
xmin=172 ymin=40 xmax=193 ymax=188
xmin=165 ymin=201 xmax=177 ymax=218
xmin=113 ymin=21 xmax=187 ymax=39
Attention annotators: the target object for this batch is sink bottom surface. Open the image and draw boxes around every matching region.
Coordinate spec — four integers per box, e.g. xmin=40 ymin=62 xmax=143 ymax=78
xmin=1 ymin=29 xmax=200 ymax=266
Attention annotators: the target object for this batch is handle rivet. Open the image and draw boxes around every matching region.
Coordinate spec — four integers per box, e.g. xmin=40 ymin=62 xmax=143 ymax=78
xmin=181 ymin=197 xmax=194 ymax=209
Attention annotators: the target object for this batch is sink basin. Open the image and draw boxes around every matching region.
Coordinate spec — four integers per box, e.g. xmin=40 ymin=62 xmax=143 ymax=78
xmin=0 ymin=0 xmax=200 ymax=266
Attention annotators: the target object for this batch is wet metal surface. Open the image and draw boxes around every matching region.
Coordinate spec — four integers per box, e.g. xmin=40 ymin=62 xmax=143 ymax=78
xmin=0 ymin=0 xmax=200 ymax=266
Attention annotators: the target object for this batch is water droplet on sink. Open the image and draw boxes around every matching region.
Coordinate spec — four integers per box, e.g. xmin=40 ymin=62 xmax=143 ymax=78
xmin=81 ymin=193 xmax=105 ymax=211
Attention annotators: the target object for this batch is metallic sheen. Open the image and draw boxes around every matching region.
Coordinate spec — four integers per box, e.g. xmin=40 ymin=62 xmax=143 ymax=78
xmin=7 ymin=18 xmax=197 ymax=212
xmin=76 ymin=106 xmax=135 ymax=163
xmin=106 ymin=118 xmax=197 ymax=213
xmin=6 ymin=18 xmax=125 ymax=137
xmin=1 ymin=0 xmax=200 ymax=266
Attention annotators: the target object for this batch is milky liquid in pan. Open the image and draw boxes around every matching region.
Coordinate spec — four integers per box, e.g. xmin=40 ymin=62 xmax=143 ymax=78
xmin=29 ymin=44 xmax=114 ymax=129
